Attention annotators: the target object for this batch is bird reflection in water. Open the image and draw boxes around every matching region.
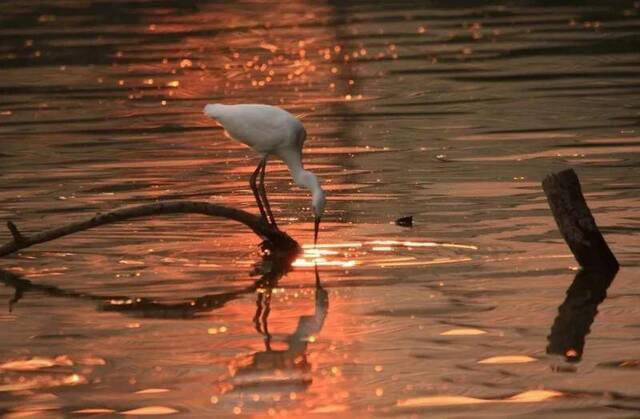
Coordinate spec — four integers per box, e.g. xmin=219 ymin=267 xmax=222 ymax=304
xmin=547 ymin=267 xmax=618 ymax=363
xmin=2 ymin=242 xmax=328 ymax=399
xmin=227 ymin=265 xmax=327 ymax=391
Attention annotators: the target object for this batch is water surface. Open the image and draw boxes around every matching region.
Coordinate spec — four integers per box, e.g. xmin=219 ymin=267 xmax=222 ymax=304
xmin=1 ymin=0 xmax=640 ymax=417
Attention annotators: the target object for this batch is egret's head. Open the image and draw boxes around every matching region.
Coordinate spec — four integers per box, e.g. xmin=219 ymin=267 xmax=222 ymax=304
xmin=293 ymin=170 xmax=326 ymax=245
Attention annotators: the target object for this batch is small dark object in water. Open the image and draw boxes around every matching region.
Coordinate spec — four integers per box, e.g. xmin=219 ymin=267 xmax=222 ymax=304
xmin=395 ymin=216 xmax=413 ymax=227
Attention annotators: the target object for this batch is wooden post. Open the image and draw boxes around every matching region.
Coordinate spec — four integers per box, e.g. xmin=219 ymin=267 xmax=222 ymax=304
xmin=543 ymin=168 xmax=620 ymax=362
xmin=542 ymin=168 xmax=618 ymax=272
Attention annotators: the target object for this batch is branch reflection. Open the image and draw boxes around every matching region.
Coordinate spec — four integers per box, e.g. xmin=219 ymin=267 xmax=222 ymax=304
xmin=1 ymin=243 xmax=300 ymax=319
xmin=546 ymin=267 xmax=618 ymax=363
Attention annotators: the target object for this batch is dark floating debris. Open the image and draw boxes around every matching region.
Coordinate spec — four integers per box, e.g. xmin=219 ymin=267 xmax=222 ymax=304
xmin=543 ymin=168 xmax=619 ymax=363
xmin=395 ymin=216 xmax=413 ymax=227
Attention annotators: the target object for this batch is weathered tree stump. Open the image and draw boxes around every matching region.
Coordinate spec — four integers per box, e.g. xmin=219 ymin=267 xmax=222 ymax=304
xmin=543 ymin=168 xmax=620 ymax=362
xmin=542 ymin=168 xmax=618 ymax=272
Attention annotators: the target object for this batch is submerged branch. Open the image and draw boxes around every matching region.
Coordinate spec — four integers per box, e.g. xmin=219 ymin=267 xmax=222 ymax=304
xmin=0 ymin=200 xmax=297 ymax=258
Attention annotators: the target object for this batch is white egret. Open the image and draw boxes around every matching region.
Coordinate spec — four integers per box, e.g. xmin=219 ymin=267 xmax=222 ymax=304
xmin=203 ymin=103 xmax=326 ymax=244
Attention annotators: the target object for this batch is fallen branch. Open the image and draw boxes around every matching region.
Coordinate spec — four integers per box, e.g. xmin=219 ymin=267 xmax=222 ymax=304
xmin=0 ymin=200 xmax=297 ymax=258
xmin=542 ymin=168 xmax=618 ymax=272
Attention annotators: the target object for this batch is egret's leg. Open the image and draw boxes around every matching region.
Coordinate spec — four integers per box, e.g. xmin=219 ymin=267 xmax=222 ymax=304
xmin=250 ymin=160 xmax=267 ymax=221
xmin=258 ymin=157 xmax=277 ymax=227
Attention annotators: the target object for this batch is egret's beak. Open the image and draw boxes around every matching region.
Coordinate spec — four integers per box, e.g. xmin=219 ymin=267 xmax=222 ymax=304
xmin=314 ymin=216 xmax=321 ymax=245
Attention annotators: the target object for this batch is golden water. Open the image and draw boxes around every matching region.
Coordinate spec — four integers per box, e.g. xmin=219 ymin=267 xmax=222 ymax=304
xmin=1 ymin=1 xmax=640 ymax=417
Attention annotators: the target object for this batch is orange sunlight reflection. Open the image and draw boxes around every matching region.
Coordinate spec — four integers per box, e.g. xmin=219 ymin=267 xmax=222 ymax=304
xmin=397 ymin=389 xmax=564 ymax=408
xmin=294 ymin=240 xmax=478 ymax=269
xmin=478 ymin=355 xmax=538 ymax=364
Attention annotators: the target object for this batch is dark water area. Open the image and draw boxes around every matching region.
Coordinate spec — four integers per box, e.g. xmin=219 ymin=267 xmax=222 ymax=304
xmin=1 ymin=0 xmax=639 ymax=417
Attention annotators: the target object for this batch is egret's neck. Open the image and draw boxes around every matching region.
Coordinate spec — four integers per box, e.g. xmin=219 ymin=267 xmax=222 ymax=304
xmin=293 ymin=169 xmax=322 ymax=197
xmin=281 ymin=147 xmax=324 ymax=202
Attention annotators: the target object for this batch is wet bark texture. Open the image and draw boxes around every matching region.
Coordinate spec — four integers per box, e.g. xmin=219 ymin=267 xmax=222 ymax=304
xmin=542 ymin=168 xmax=618 ymax=272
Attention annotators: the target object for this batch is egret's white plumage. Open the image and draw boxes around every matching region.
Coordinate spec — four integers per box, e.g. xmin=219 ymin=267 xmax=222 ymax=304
xmin=203 ymin=103 xmax=326 ymax=243
xmin=204 ymin=104 xmax=303 ymax=155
